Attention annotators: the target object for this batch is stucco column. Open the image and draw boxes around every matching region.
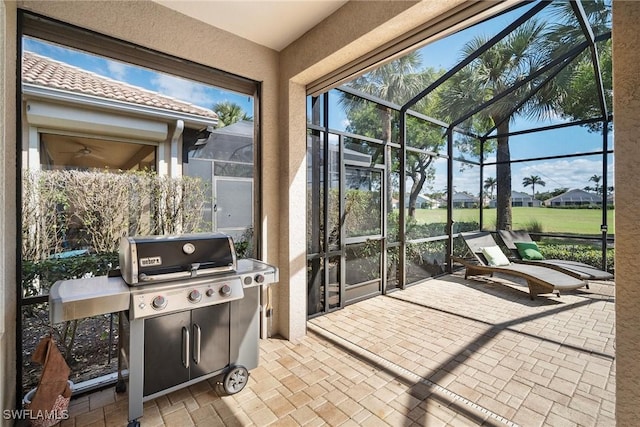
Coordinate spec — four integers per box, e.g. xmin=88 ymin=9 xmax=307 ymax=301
xmin=275 ymin=80 xmax=307 ymax=341
xmin=613 ymin=1 xmax=640 ymax=423
xmin=1 ymin=0 xmax=18 ymax=413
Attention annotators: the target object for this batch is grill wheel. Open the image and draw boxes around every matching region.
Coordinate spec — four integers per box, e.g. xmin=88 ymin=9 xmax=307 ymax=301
xmin=222 ymin=365 xmax=249 ymax=394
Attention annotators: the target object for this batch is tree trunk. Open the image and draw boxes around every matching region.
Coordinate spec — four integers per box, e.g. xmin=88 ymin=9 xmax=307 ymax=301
xmin=408 ymin=157 xmax=432 ymax=218
xmin=495 ymin=120 xmax=512 ymax=230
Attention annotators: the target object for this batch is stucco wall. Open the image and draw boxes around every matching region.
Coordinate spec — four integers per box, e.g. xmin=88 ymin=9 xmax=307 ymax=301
xmin=613 ymin=1 xmax=640 ymax=424
xmin=0 ymin=0 xmax=17 ymax=419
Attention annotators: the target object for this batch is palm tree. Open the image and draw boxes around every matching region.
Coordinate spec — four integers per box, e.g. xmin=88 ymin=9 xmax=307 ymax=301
xmin=545 ymin=1 xmax=612 ymax=132
xmin=440 ymin=19 xmax=555 ymax=230
xmin=212 ymin=101 xmax=252 ymax=128
xmin=586 ymin=174 xmax=602 ymax=194
xmin=483 ymin=177 xmax=497 ymax=200
xmin=340 ymin=53 xmax=428 ymax=216
xmin=522 ymin=175 xmax=546 ymax=199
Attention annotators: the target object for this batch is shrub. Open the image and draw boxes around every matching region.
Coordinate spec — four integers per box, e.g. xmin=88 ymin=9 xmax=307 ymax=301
xmin=540 ymin=243 xmax=614 ymax=274
xmin=22 ymin=169 xmax=208 ymax=260
xmin=525 ymin=219 xmax=544 ymax=234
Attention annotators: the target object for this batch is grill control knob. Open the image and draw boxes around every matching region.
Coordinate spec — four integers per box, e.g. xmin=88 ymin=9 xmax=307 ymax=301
xmin=151 ymin=295 xmax=167 ymax=310
xmin=220 ymin=284 xmax=232 ymax=296
xmin=254 ymin=274 xmax=265 ymax=284
xmin=188 ymin=289 xmax=202 ymax=303
xmin=206 ymin=288 xmax=215 ymax=297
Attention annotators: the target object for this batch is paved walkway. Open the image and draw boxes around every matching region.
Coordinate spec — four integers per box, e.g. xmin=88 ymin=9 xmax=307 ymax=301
xmin=61 ymin=272 xmax=616 ymax=426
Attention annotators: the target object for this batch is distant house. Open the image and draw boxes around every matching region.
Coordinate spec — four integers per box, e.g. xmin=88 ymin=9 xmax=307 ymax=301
xmin=445 ymin=192 xmax=478 ymax=208
xmin=543 ymin=189 xmax=604 ymax=207
xmin=390 ymin=194 xmax=436 ymax=209
xmin=404 ymin=194 xmax=437 ymax=209
xmin=489 ymin=191 xmax=541 ymax=208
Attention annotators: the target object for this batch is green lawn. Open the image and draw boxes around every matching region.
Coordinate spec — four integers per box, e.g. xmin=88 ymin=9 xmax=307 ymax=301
xmin=411 ymin=207 xmax=614 ymax=235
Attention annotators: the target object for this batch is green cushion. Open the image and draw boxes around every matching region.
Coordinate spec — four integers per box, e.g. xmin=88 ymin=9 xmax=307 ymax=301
xmin=481 ymin=246 xmax=511 ymax=266
xmin=514 ymin=241 xmax=545 ymax=260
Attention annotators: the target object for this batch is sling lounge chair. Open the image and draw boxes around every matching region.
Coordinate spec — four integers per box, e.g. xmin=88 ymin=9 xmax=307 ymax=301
xmin=497 ymin=230 xmax=613 ymax=282
xmin=454 ymin=231 xmax=587 ymax=300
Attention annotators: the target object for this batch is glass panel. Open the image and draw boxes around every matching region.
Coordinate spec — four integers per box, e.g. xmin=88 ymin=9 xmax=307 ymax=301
xmin=605 ymin=152 xmax=614 ymax=236
xmin=406 ymin=152 xmax=444 ymax=239
xmin=328 ymin=256 xmax=341 ymax=310
xmin=388 ymin=147 xmax=401 ymax=243
xmin=307 ymin=95 xmax=324 ymax=127
xmin=404 ymin=156 xmax=448 ymax=239
xmin=336 ymin=90 xmax=400 ymax=142
xmin=344 ymin=168 xmax=382 ymax=238
xmin=484 ymin=154 xmax=611 ymax=235
xmin=597 ymin=38 xmax=613 ymax=118
xmin=386 ymin=245 xmax=401 ymax=291
xmin=345 ymin=241 xmax=381 ymax=285
xmin=481 ymin=164 xmax=497 ymax=230
xmin=306 ymin=131 xmax=324 ymax=253
xmin=22 ymin=308 xmax=119 ymax=391
xmin=327 ymin=135 xmax=340 ymax=250
xmin=213 ymin=162 xmax=253 ymax=178
xmin=344 ymin=137 xmax=384 ymax=167
xmin=188 ymin=125 xmax=254 ymax=163
xmin=307 ymin=258 xmax=324 ymax=316
xmin=406 ymin=240 xmax=446 ymax=285
xmin=507 ymin=125 xmax=607 ymax=162
xmin=183 ymin=159 xmax=213 ymax=230
xmin=452 ymin=159 xmax=480 ymax=233
xmin=406 ymin=115 xmax=446 ymax=153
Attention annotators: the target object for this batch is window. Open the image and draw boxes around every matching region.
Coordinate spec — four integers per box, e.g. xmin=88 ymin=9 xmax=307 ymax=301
xmin=18 ymin=11 xmax=261 ymax=396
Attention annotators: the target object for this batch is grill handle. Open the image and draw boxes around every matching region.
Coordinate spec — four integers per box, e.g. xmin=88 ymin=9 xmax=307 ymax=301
xmin=182 ymin=326 xmax=190 ymax=369
xmin=137 ymin=266 xmax=234 ymax=283
xmin=193 ymin=324 xmax=201 ymax=365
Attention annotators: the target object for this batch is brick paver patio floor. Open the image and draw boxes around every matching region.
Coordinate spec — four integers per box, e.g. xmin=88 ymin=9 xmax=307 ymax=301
xmin=60 ymin=272 xmax=616 ymax=426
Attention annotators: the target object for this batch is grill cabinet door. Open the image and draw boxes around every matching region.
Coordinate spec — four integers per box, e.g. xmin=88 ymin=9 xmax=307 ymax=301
xmin=190 ymin=304 xmax=230 ymax=379
xmin=143 ymin=311 xmax=190 ymax=396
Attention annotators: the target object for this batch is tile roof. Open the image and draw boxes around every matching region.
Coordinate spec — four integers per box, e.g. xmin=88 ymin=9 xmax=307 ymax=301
xmin=22 ymin=51 xmax=218 ymax=120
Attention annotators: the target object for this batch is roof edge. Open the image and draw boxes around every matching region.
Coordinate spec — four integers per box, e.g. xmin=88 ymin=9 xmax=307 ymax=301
xmin=23 ymin=83 xmax=218 ymax=129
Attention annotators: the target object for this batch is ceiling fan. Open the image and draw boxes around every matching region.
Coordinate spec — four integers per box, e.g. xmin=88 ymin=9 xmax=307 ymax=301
xmin=62 ymin=144 xmax=106 ymax=160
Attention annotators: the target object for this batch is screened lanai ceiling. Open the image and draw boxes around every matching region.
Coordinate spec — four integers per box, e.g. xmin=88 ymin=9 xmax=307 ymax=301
xmin=341 ymin=0 xmax=612 ymax=138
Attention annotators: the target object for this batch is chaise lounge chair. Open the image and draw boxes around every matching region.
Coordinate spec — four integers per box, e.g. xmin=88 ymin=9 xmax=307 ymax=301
xmin=497 ymin=230 xmax=613 ymax=282
xmin=453 ymin=231 xmax=587 ymax=300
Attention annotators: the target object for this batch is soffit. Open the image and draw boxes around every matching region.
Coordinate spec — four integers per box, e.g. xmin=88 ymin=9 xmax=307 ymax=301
xmin=153 ymin=0 xmax=349 ymax=51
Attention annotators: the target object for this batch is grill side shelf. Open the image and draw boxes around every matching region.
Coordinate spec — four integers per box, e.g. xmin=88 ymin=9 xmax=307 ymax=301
xmin=49 ymin=276 xmax=130 ymax=323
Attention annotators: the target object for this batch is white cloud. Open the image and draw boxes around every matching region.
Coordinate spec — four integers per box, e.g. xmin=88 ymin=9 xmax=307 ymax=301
xmin=150 ymin=74 xmax=212 ymax=108
xmin=514 ymin=158 xmax=613 ymax=193
xmin=106 ymin=61 xmax=128 ymax=80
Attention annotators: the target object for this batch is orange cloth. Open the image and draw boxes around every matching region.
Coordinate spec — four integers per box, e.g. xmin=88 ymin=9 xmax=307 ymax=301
xmin=28 ymin=337 xmax=72 ymax=426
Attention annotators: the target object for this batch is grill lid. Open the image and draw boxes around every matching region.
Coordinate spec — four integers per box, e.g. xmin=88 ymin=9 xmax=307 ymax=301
xmin=119 ymin=232 xmax=237 ymax=285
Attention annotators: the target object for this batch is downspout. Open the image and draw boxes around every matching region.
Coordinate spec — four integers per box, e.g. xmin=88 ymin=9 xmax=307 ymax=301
xmin=170 ymin=119 xmax=184 ymax=178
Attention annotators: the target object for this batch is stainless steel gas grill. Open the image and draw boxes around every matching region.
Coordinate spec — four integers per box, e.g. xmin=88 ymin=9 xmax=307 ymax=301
xmin=49 ymin=233 xmax=278 ymax=427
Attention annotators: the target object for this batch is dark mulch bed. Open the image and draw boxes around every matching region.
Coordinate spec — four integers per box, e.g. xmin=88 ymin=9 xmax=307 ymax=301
xmin=21 ymin=305 xmax=119 ymax=397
